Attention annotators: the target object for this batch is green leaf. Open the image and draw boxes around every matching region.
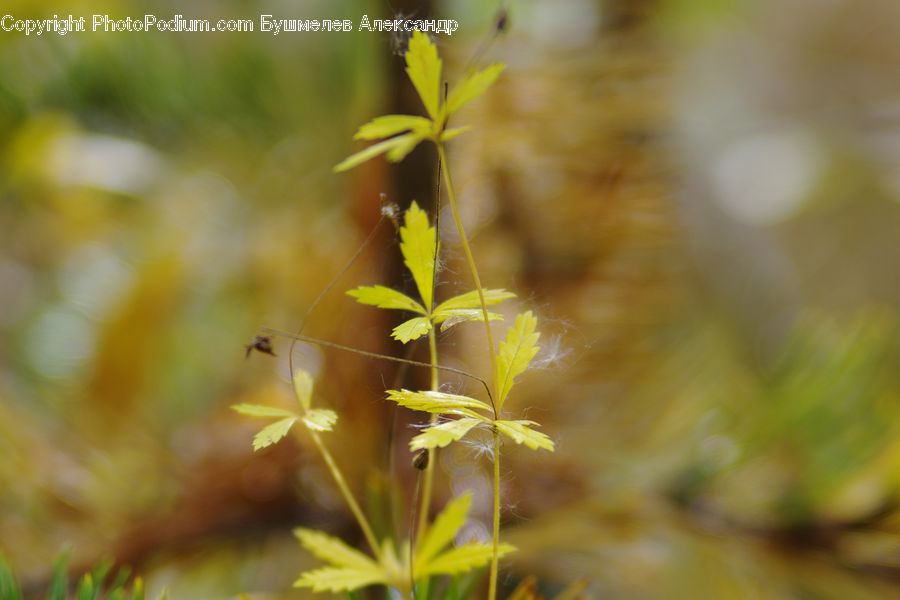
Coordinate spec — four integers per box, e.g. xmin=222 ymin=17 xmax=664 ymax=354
xmin=432 ymin=308 xmax=504 ymax=332
xmin=347 ymin=285 xmax=425 ymax=314
xmin=434 ymin=289 xmax=515 ymax=314
xmin=440 ymin=126 xmax=471 ymax=142
xmin=49 ymin=553 xmax=69 ymax=600
xmin=494 ymin=420 xmax=554 ymax=452
xmin=419 ymin=543 xmax=516 ymax=578
xmin=293 ymin=370 xmax=314 ymax=411
xmin=0 ymin=555 xmax=22 ymax=600
xmin=386 ymin=390 xmax=493 ymax=416
xmin=130 ymin=577 xmax=144 ymax=600
xmin=405 ymin=30 xmax=442 ymax=119
xmin=294 ymin=528 xmax=380 ymax=571
xmin=386 ymin=132 xmax=428 ymax=162
xmin=334 ymin=135 xmax=415 ymax=173
xmin=252 ymin=417 xmax=297 ymax=451
xmin=495 ymin=311 xmax=540 ymax=410
xmin=410 ymin=418 xmax=483 ymax=451
xmin=354 ymin=115 xmax=432 ymax=141
xmin=75 ymin=574 xmax=94 ymax=600
xmin=445 ymin=64 xmax=505 ymax=116
xmin=231 ymin=403 xmax=297 ymax=419
xmin=392 ymin=317 xmax=433 ymax=343
xmin=303 ymin=408 xmax=338 ymax=432
xmin=295 ymin=567 xmax=385 ymax=593
xmin=416 ymin=493 xmax=471 ymax=567
xmin=400 ymin=201 xmax=438 ymax=311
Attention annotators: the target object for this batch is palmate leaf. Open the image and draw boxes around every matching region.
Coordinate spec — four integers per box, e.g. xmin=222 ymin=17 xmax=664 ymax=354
xmin=405 ymin=30 xmax=442 ymax=119
xmin=495 ymin=420 xmax=554 ymax=452
xmin=400 ymin=201 xmax=437 ymax=311
xmin=392 ymin=316 xmax=433 ymax=343
xmin=354 ymin=114 xmax=431 ymax=141
xmin=252 ymin=417 xmax=297 ymax=451
xmin=293 ymin=369 xmax=314 ymax=411
xmin=333 ymin=134 xmax=418 ymax=173
xmin=444 ymin=64 xmax=506 ymax=116
xmin=495 ymin=311 xmax=541 ymax=410
xmin=410 ymin=417 xmax=483 ymax=451
xmin=433 ymin=308 xmax=504 ymax=332
xmin=419 ymin=543 xmax=516 ymax=578
xmin=416 ymin=493 xmax=471 ymax=566
xmin=294 ymin=567 xmax=386 ymax=593
xmin=433 ymin=288 xmax=515 ymax=314
xmin=231 ymin=403 xmax=296 ymax=419
xmin=303 ymin=408 xmax=338 ymax=432
xmin=347 ymin=285 xmax=425 ymax=313
xmin=386 ymin=389 xmax=493 ymax=415
xmin=294 ymin=528 xmax=380 ymax=571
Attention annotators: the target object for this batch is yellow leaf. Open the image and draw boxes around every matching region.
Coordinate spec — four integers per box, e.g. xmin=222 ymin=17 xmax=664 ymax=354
xmin=252 ymin=417 xmax=297 ymax=451
xmin=433 ymin=308 xmax=504 ymax=332
xmin=410 ymin=417 xmax=483 ymax=451
xmin=292 ymin=370 xmax=314 ymax=411
xmin=303 ymin=408 xmax=338 ymax=432
xmin=400 ymin=201 xmax=437 ymax=311
xmin=293 ymin=567 xmax=385 ymax=593
xmin=416 ymin=493 xmax=471 ymax=566
xmin=445 ymin=64 xmax=505 ymax=117
xmin=418 ymin=543 xmax=516 ymax=578
xmin=495 ymin=419 xmax=554 ymax=452
xmin=495 ymin=311 xmax=540 ymax=410
xmin=294 ymin=528 xmax=380 ymax=571
xmin=354 ymin=114 xmax=432 ymax=141
xmin=433 ymin=288 xmax=515 ymax=314
xmin=231 ymin=403 xmax=296 ymax=419
xmin=386 ymin=389 xmax=493 ymax=415
xmin=405 ymin=30 xmax=442 ymax=119
xmin=386 ymin=132 xmax=428 ymax=162
xmin=392 ymin=316 xmax=433 ymax=343
xmin=347 ymin=285 xmax=425 ymax=313
xmin=334 ymin=134 xmax=414 ymax=173
xmin=440 ymin=126 xmax=471 ymax=141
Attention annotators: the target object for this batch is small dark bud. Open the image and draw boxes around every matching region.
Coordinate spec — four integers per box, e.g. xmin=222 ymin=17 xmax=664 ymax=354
xmin=245 ymin=335 xmax=276 ymax=358
xmin=495 ymin=9 xmax=509 ymax=33
xmin=412 ymin=449 xmax=429 ymax=471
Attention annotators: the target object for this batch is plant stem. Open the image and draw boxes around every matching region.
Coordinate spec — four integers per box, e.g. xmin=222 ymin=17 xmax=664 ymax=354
xmin=488 ymin=428 xmax=501 ymax=600
xmin=309 ymin=430 xmax=382 ymax=560
xmin=436 ymin=142 xmax=503 ymax=600
xmin=416 ymin=328 xmax=440 ymax=540
xmin=436 ymin=144 xmax=498 ymax=393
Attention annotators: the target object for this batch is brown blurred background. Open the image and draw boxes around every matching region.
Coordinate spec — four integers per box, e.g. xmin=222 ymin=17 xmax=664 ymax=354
xmin=2 ymin=0 xmax=900 ymax=597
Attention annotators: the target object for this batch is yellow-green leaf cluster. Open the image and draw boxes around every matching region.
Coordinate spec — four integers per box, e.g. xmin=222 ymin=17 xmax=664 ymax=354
xmin=294 ymin=493 xmax=512 ymax=593
xmin=334 ymin=30 xmax=505 ymax=173
xmin=347 ymin=203 xmax=514 ymax=343
xmin=495 ymin=311 xmax=541 ymax=410
xmin=385 ymin=312 xmax=552 ymax=452
xmin=232 ymin=370 xmax=337 ymax=452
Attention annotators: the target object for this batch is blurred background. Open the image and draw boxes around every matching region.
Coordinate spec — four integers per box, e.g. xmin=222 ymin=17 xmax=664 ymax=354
xmin=2 ymin=0 xmax=900 ymax=597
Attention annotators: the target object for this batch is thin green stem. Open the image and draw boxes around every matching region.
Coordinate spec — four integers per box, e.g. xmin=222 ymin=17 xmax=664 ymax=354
xmin=436 ymin=141 xmax=503 ymax=600
xmin=416 ymin=328 xmax=440 ymax=540
xmin=309 ymin=430 xmax=382 ymax=561
xmin=488 ymin=429 xmax=501 ymax=600
xmin=436 ymin=144 xmax=498 ymax=397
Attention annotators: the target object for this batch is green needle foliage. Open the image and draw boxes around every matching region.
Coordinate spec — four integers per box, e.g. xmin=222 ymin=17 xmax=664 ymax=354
xmin=0 ymin=554 xmax=158 ymax=600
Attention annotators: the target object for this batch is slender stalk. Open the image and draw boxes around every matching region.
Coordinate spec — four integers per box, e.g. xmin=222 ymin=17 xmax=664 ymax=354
xmin=488 ymin=429 xmax=501 ymax=600
xmin=436 ymin=142 xmax=503 ymax=600
xmin=309 ymin=430 xmax=382 ymax=560
xmin=416 ymin=328 xmax=440 ymax=540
